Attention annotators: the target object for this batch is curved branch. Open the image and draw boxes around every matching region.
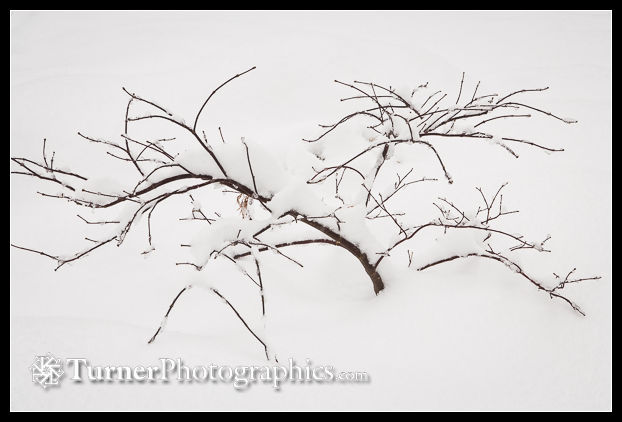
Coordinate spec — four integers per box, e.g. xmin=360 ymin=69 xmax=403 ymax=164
xmin=210 ymin=287 xmax=269 ymax=360
xmin=193 ymin=66 xmax=256 ymax=132
xmin=147 ymin=286 xmax=189 ymax=344
xmin=232 ymin=238 xmax=340 ymax=259
xmin=11 ymin=235 xmax=117 ymax=271
xmin=417 ymin=252 xmax=597 ymax=316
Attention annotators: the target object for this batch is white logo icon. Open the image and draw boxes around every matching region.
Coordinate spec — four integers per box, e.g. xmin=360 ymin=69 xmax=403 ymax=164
xmin=30 ymin=353 xmax=64 ymax=389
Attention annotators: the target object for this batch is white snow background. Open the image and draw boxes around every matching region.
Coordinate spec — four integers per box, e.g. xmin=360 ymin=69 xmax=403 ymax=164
xmin=9 ymin=11 xmax=611 ymax=411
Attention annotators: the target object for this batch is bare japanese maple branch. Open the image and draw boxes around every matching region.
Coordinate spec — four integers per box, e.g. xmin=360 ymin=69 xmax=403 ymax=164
xmin=11 ymin=71 xmax=599 ymax=359
xmin=417 ymin=251 xmax=597 ymax=316
xmin=193 ymin=66 xmax=256 ymax=132
xmin=210 ymin=287 xmax=269 ymax=360
xmin=148 ymin=285 xmax=190 ymax=344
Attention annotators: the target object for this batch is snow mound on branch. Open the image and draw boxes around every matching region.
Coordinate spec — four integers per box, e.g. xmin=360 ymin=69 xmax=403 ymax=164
xmin=189 ymin=217 xmax=278 ymax=266
xmin=175 ymin=137 xmax=288 ymax=198
xmin=268 ymin=179 xmax=331 ymax=218
xmin=412 ymin=228 xmax=487 ymax=269
xmin=394 ymin=86 xmax=413 ymax=102
xmin=174 ymin=146 xmax=221 ymax=176
xmin=361 ymin=127 xmax=379 ymax=142
xmin=335 ymin=204 xmax=386 ymax=256
xmin=213 ymin=137 xmax=287 ymax=197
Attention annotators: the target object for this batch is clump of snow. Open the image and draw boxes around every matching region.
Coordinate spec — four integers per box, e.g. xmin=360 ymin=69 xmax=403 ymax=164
xmin=391 ymin=118 xmax=413 ymax=139
xmin=267 ymin=179 xmax=331 ymax=218
xmin=334 ymin=203 xmax=366 ymax=224
xmin=460 ymin=125 xmax=476 ymax=135
xmin=174 ymin=146 xmax=220 ymax=176
xmin=174 ymin=137 xmax=288 ymax=198
xmin=382 ymin=120 xmax=394 ymax=137
xmin=394 ymin=86 xmax=412 ymax=100
xmin=504 ymin=261 xmax=522 ymax=273
xmin=335 ymin=213 xmax=386 ymax=257
xmin=213 ymin=137 xmax=288 ymax=197
xmin=413 ymin=227 xmax=486 ymax=269
xmin=190 ymin=217 xmax=278 ymax=267
xmin=306 ymin=139 xmax=326 ymax=159
xmin=394 ymin=86 xmax=415 ymax=107
xmin=385 ymin=144 xmax=396 ymax=160
xmin=361 ymin=127 xmax=379 ymax=142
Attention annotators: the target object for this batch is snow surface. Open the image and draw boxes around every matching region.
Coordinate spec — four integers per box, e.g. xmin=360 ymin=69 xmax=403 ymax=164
xmin=10 ymin=11 xmax=611 ymax=411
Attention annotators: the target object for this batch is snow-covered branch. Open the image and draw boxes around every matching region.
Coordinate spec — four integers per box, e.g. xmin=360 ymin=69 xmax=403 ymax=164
xmin=11 ymin=68 xmax=599 ymax=358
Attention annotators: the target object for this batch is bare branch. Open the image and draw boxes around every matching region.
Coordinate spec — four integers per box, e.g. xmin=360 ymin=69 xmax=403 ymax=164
xmin=210 ymin=287 xmax=269 ymax=360
xmin=193 ymin=66 xmax=256 ymax=132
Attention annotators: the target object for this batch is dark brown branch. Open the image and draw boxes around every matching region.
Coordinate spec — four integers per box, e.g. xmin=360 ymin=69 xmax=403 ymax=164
xmin=148 ymin=286 xmax=189 ymax=344
xmin=362 ymin=184 xmax=407 ymax=237
xmin=210 ymin=288 xmax=269 ymax=360
xmin=11 ymin=236 xmax=117 ymax=271
xmin=456 ymin=72 xmax=465 ymax=104
xmin=501 ymin=102 xmax=577 ymax=124
xmin=289 ymin=212 xmax=385 ymax=294
xmin=123 ymin=90 xmax=229 ymax=177
xmin=232 ymin=238 xmax=340 ymax=259
xmin=496 ymin=87 xmax=549 ymax=104
xmin=474 ymin=114 xmax=531 ymax=128
xmin=76 ymin=214 xmax=120 ymax=225
xmin=254 ymin=257 xmax=265 ymax=317
xmin=416 ymin=252 xmax=596 ymax=316
xmin=193 ymin=66 xmax=256 ymax=132
xmin=242 ymin=139 xmax=259 ymax=196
